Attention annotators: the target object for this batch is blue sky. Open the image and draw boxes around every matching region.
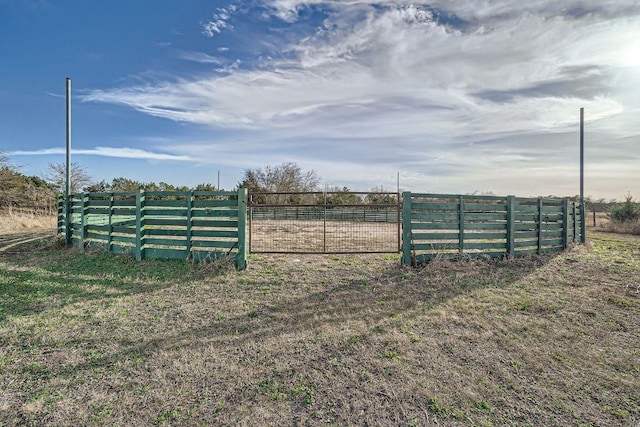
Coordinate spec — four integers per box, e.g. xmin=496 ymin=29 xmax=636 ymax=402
xmin=2 ymin=0 xmax=639 ymax=198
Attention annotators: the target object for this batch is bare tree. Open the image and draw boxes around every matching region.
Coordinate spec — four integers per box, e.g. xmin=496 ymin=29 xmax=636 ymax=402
xmin=239 ymin=162 xmax=321 ymax=193
xmin=365 ymin=186 xmax=397 ymax=205
xmin=45 ymin=162 xmax=92 ymax=194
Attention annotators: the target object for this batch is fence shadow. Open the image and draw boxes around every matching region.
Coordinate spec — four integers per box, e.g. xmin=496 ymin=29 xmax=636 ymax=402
xmin=25 ymin=251 xmax=562 ymax=376
xmin=0 ymin=245 xmax=214 ymax=321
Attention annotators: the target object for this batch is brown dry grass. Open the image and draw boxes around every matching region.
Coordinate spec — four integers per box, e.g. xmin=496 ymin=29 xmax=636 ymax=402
xmin=250 ymin=219 xmax=399 ymax=253
xmin=598 ymin=219 xmax=640 ymax=236
xmin=0 ymin=211 xmax=56 ymax=233
xmin=586 ymin=211 xmax=609 ymax=229
xmin=0 ymin=231 xmax=639 ymax=426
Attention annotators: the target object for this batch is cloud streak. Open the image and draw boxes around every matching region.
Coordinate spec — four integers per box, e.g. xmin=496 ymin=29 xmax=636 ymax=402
xmin=8 ymin=147 xmax=194 ymax=161
xmin=179 ymin=51 xmax=225 ymax=64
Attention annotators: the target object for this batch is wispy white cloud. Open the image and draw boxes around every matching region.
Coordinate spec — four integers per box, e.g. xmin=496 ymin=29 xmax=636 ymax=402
xmin=179 ymin=51 xmax=225 ymax=64
xmin=82 ymin=0 xmax=640 ymax=198
xmin=202 ymin=4 xmax=237 ymax=37
xmin=86 ymin=3 xmax=636 ymax=131
xmin=263 ymin=0 xmax=640 ymax=22
xmin=215 ymin=59 xmax=242 ymax=74
xmin=8 ymin=147 xmax=194 ymax=161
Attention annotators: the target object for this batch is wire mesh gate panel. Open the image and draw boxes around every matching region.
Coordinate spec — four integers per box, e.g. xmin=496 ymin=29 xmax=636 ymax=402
xmin=249 ymin=192 xmax=401 ymax=253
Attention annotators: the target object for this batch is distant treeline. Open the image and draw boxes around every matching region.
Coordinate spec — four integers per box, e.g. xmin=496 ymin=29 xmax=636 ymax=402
xmin=0 ymin=166 xmax=57 ymax=214
xmin=0 ymin=171 xmax=222 ymax=214
xmin=0 ymin=155 xmax=223 ymax=214
xmin=84 ymin=178 xmax=219 ymax=193
xmin=0 ymin=153 xmax=632 ymax=216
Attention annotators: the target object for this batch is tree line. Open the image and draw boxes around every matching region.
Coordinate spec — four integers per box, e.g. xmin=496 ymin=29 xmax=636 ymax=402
xmin=6 ymin=154 xmax=631 ymax=214
xmin=0 ymin=154 xmax=223 ymax=214
xmin=0 ymin=153 xmax=57 ymax=214
xmin=0 ymin=155 xmax=399 ymax=214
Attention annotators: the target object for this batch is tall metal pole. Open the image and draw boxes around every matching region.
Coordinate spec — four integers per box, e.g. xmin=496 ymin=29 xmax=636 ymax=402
xmin=65 ymin=78 xmax=72 ymax=245
xmin=580 ymin=107 xmax=584 ymax=204
xmin=580 ymin=107 xmax=586 ymax=243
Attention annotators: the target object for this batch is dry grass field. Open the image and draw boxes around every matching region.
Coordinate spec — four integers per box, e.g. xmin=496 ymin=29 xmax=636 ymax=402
xmin=250 ymin=220 xmax=399 ymax=253
xmin=0 ymin=229 xmax=639 ymax=426
xmin=587 ymin=211 xmax=640 ymax=236
xmin=0 ymin=212 xmax=55 ymax=233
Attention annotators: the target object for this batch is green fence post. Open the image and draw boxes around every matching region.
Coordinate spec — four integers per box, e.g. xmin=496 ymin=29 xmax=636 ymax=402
xmin=506 ymin=195 xmax=515 ymax=257
xmin=107 ymin=193 xmax=113 ymax=254
xmin=580 ymin=201 xmax=586 ymax=243
xmin=402 ymin=192 xmax=413 ymax=266
xmin=135 ymin=189 xmax=145 ymax=261
xmin=537 ymin=198 xmax=543 ymax=254
xmin=458 ymin=195 xmax=465 ymax=255
xmin=571 ymin=201 xmax=578 ymax=242
xmin=79 ymin=193 xmax=87 ymax=251
xmin=65 ymin=193 xmax=72 ymax=246
xmin=562 ymin=199 xmax=570 ymax=249
xmin=237 ymin=188 xmax=248 ymax=270
xmin=186 ymin=191 xmax=193 ymax=260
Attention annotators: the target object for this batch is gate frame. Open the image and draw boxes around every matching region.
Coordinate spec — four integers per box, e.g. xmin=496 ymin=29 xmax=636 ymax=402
xmin=248 ymin=191 xmax=401 ymax=254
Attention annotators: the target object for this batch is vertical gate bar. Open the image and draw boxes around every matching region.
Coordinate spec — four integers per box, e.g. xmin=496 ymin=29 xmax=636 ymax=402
xmin=323 ymin=190 xmax=327 ymax=253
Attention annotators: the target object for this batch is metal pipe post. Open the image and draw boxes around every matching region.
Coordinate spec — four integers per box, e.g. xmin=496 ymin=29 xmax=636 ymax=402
xmin=580 ymin=107 xmax=586 ymax=243
xmin=65 ymin=78 xmax=72 ymax=245
xmin=580 ymin=107 xmax=584 ymax=205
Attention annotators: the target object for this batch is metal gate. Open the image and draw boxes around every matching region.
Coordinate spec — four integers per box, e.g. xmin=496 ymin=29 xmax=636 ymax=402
xmin=248 ymin=191 xmax=401 ymax=254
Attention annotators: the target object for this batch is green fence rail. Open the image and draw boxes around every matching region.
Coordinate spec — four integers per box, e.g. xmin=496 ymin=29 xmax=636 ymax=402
xmin=58 ymin=189 xmax=247 ymax=269
xmin=402 ymin=193 xmax=585 ymax=266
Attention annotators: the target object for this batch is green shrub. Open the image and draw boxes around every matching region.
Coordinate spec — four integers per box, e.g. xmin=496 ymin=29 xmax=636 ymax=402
xmin=608 ymin=194 xmax=640 ymax=223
